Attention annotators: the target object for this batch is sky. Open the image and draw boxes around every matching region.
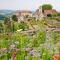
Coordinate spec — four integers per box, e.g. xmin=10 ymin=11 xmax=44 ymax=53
xmin=0 ymin=0 xmax=60 ymax=11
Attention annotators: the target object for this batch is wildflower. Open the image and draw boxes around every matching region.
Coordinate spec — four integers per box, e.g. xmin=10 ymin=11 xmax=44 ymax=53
xmin=1 ymin=48 xmax=7 ymax=54
xmin=24 ymin=47 xmax=31 ymax=56
xmin=25 ymin=47 xmax=31 ymax=52
xmin=29 ymin=49 xmax=37 ymax=57
xmin=10 ymin=44 xmax=16 ymax=50
xmin=54 ymin=54 xmax=59 ymax=60
xmin=15 ymin=41 xmax=19 ymax=45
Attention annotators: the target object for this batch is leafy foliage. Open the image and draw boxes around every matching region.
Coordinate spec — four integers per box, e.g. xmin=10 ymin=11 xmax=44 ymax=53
xmin=12 ymin=15 xmax=18 ymax=22
xmin=42 ymin=4 xmax=53 ymax=12
xmin=0 ymin=22 xmax=4 ymax=33
xmin=4 ymin=17 xmax=13 ymax=32
xmin=18 ymin=22 xmax=29 ymax=31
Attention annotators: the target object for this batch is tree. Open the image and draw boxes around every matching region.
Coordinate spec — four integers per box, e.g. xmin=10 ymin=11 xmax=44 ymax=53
xmin=4 ymin=17 xmax=10 ymax=25
xmin=57 ymin=13 xmax=60 ymax=16
xmin=4 ymin=17 xmax=12 ymax=32
xmin=0 ymin=22 xmax=3 ymax=33
xmin=42 ymin=4 xmax=53 ymax=12
xmin=12 ymin=15 xmax=18 ymax=22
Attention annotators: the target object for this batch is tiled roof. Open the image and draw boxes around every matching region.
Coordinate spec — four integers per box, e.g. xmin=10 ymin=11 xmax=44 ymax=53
xmin=44 ymin=9 xmax=57 ymax=15
xmin=14 ymin=10 xmax=32 ymax=16
xmin=15 ymin=10 xmax=32 ymax=13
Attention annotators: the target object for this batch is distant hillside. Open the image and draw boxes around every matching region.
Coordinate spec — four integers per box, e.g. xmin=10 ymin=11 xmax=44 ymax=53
xmin=0 ymin=10 xmax=14 ymax=20
xmin=0 ymin=15 xmax=6 ymax=20
xmin=0 ymin=10 xmax=14 ymax=15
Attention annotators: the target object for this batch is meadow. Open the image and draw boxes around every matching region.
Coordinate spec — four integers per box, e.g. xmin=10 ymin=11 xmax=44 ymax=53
xmin=0 ymin=19 xmax=60 ymax=60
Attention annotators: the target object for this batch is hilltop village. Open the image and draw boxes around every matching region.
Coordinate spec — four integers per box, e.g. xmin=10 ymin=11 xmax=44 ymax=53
xmin=9 ymin=5 xmax=60 ymax=35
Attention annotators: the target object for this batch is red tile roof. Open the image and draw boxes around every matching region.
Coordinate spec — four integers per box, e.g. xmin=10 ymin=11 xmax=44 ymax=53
xmin=44 ymin=9 xmax=57 ymax=15
xmin=15 ymin=10 xmax=32 ymax=16
xmin=16 ymin=10 xmax=32 ymax=14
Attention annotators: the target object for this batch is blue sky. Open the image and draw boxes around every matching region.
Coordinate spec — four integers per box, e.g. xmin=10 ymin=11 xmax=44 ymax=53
xmin=0 ymin=0 xmax=60 ymax=11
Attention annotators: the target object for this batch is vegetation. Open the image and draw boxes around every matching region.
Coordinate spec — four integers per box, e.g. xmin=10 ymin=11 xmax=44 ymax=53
xmin=42 ymin=4 xmax=53 ymax=12
xmin=0 ymin=4 xmax=60 ymax=60
xmin=0 ymin=18 xmax=60 ymax=60
xmin=18 ymin=22 xmax=29 ymax=31
xmin=0 ymin=22 xmax=4 ymax=33
xmin=12 ymin=15 xmax=18 ymax=22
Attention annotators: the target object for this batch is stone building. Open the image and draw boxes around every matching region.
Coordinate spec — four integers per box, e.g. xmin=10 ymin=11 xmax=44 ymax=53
xmin=44 ymin=9 xmax=57 ymax=17
xmin=33 ymin=6 xmax=44 ymax=20
xmin=12 ymin=10 xmax=33 ymax=22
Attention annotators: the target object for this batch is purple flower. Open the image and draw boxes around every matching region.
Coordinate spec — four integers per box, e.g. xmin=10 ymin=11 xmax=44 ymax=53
xmin=29 ymin=49 xmax=36 ymax=56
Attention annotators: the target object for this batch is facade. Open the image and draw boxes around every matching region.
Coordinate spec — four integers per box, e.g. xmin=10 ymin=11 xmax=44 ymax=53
xmin=19 ymin=11 xmax=32 ymax=17
xmin=33 ymin=6 xmax=44 ymax=20
xmin=13 ymin=10 xmax=33 ymax=22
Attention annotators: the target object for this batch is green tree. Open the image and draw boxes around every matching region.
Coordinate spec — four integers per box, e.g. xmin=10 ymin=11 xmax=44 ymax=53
xmin=0 ymin=22 xmax=3 ymax=33
xmin=4 ymin=17 xmax=10 ymax=25
xmin=4 ymin=17 xmax=12 ymax=32
xmin=42 ymin=4 xmax=53 ymax=12
xmin=57 ymin=13 xmax=60 ymax=16
xmin=12 ymin=15 xmax=18 ymax=22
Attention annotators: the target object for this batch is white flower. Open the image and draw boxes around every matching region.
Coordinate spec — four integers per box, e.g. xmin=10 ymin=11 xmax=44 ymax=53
xmin=25 ymin=47 xmax=31 ymax=52
xmin=10 ymin=44 xmax=16 ymax=49
xmin=15 ymin=41 xmax=19 ymax=45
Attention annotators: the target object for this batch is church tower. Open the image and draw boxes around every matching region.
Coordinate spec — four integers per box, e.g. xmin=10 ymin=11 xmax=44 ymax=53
xmin=39 ymin=6 xmax=42 ymax=13
xmin=39 ymin=6 xmax=44 ymax=19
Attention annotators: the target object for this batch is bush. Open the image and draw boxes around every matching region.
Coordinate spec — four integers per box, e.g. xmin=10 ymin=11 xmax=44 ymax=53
xmin=18 ymin=22 xmax=29 ymax=31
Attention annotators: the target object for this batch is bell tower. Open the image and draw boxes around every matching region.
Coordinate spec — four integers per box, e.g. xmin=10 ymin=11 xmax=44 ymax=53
xmin=39 ymin=6 xmax=44 ymax=19
xmin=39 ymin=6 xmax=42 ymax=13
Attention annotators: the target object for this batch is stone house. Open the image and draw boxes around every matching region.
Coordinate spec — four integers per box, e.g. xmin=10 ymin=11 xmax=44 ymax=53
xmin=33 ymin=6 xmax=44 ymax=20
xmin=13 ymin=10 xmax=33 ymax=22
xmin=43 ymin=9 xmax=57 ymax=17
